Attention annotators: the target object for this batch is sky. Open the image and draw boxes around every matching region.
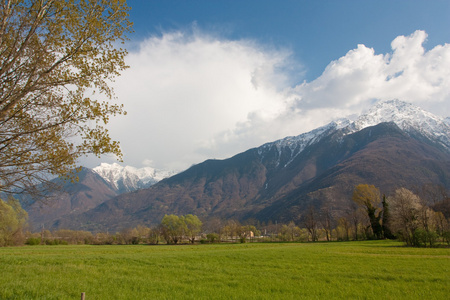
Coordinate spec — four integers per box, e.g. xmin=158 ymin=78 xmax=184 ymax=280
xmin=83 ymin=0 xmax=450 ymax=172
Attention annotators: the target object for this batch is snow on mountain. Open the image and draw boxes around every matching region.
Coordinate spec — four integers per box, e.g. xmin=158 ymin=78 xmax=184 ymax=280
xmin=93 ymin=163 xmax=176 ymax=193
xmin=349 ymin=99 xmax=450 ymax=150
xmin=257 ymin=118 xmax=350 ymax=167
xmin=94 ymin=100 xmax=448 ymax=190
xmin=258 ymin=99 xmax=450 ymax=168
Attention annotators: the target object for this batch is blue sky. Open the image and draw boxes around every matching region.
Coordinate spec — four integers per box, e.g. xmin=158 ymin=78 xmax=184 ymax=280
xmin=86 ymin=1 xmax=450 ymax=171
xmin=128 ymin=0 xmax=450 ymax=81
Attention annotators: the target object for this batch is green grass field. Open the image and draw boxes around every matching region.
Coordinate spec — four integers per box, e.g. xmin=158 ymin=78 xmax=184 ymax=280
xmin=0 ymin=240 xmax=449 ymax=299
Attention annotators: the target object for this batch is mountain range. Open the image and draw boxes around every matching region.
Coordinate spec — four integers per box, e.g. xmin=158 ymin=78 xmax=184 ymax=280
xmin=92 ymin=163 xmax=175 ymax=194
xmin=25 ymin=163 xmax=174 ymax=230
xmin=26 ymin=100 xmax=450 ymax=232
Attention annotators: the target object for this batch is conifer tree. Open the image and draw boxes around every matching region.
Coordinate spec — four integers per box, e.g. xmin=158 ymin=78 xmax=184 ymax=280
xmin=381 ymin=194 xmax=394 ymax=239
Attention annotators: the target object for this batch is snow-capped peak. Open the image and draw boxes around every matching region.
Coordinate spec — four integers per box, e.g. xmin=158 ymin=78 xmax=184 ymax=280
xmin=93 ymin=163 xmax=176 ymax=193
xmin=349 ymin=99 xmax=450 ymax=149
xmin=257 ymin=99 xmax=450 ymax=168
xmin=350 ymin=99 xmax=446 ymax=132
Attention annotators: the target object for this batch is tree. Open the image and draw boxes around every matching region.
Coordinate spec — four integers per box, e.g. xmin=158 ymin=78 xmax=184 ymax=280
xmin=117 ymin=227 xmax=140 ymax=245
xmin=239 ymin=224 xmax=259 ymax=243
xmin=319 ymin=206 xmax=334 ymax=241
xmin=203 ymin=217 xmax=223 ymax=242
xmin=348 ymin=206 xmax=367 ymax=240
xmin=303 ymin=205 xmax=319 ymax=242
xmin=0 ymin=0 xmax=132 ymax=196
xmin=381 ymin=194 xmax=394 ymax=239
xmin=336 ymin=217 xmax=351 ymax=241
xmin=0 ymin=196 xmax=28 ymax=246
xmin=280 ymin=221 xmax=300 ymax=242
xmin=387 ymin=188 xmax=438 ymax=247
xmin=148 ymin=226 xmax=162 ymax=245
xmin=222 ymin=220 xmax=241 ymax=242
xmin=183 ymin=214 xmax=202 ymax=244
xmin=93 ymin=231 xmax=115 ymax=245
xmin=352 ymin=184 xmax=383 ymax=239
xmin=160 ymin=214 xmax=186 ymax=244
xmin=433 ymin=211 xmax=449 ymax=244
xmin=206 ymin=233 xmax=219 ymax=243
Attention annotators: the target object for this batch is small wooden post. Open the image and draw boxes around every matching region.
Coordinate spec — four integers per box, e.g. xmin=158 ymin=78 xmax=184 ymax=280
xmin=81 ymin=292 xmax=85 ymax=300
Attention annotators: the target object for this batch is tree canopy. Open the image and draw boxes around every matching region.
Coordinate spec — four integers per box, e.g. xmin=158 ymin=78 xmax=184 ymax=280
xmin=352 ymin=184 xmax=383 ymax=238
xmin=386 ymin=188 xmax=438 ymax=247
xmin=0 ymin=196 xmax=28 ymax=246
xmin=0 ymin=0 xmax=132 ymax=195
xmin=159 ymin=214 xmax=203 ymax=244
xmin=183 ymin=214 xmax=202 ymax=244
xmin=160 ymin=214 xmax=186 ymax=244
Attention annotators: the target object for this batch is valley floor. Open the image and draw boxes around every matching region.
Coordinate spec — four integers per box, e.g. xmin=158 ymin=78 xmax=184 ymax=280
xmin=1 ymin=240 xmax=449 ymax=299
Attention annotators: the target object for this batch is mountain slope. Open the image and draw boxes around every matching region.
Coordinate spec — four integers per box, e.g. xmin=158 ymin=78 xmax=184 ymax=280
xmin=255 ymin=122 xmax=450 ymax=222
xmin=51 ymin=100 xmax=450 ymax=231
xmin=24 ymin=168 xmax=119 ymax=230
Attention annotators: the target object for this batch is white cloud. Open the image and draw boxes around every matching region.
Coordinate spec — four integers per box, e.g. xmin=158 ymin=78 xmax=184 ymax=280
xmin=103 ymin=30 xmax=298 ymax=171
xmin=293 ymin=30 xmax=450 ymax=119
xmin=88 ymin=30 xmax=450 ymax=172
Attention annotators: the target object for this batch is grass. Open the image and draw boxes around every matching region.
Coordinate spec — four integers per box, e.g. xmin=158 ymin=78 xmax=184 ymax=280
xmin=0 ymin=240 xmax=449 ymax=299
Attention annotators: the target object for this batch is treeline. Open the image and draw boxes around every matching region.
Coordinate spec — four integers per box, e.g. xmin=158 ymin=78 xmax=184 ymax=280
xmin=1 ymin=185 xmax=449 ymax=247
xmin=338 ymin=184 xmax=450 ymax=247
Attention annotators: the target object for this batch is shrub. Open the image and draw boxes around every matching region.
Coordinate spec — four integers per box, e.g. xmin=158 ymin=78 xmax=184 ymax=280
xmin=443 ymin=231 xmax=450 ymax=245
xmin=206 ymin=233 xmax=219 ymax=243
xmin=412 ymin=229 xmax=438 ymax=247
xmin=44 ymin=239 xmax=68 ymax=245
xmin=25 ymin=237 xmax=41 ymax=245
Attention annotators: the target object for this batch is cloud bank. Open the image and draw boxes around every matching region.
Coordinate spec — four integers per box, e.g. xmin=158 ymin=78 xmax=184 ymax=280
xmin=98 ymin=30 xmax=450 ymax=171
xmin=295 ymin=30 xmax=450 ymax=116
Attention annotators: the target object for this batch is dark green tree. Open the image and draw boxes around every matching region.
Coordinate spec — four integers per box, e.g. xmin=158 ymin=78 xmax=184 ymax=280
xmin=381 ymin=194 xmax=394 ymax=239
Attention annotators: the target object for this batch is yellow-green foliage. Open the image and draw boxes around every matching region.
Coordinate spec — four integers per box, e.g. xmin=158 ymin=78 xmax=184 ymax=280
xmin=0 ymin=197 xmax=28 ymax=246
xmin=0 ymin=0 xmax=132 ymax=195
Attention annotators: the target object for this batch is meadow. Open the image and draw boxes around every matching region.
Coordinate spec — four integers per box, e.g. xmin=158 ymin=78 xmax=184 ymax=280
xmin=0 ymin=240 xmax=449 ymax=299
